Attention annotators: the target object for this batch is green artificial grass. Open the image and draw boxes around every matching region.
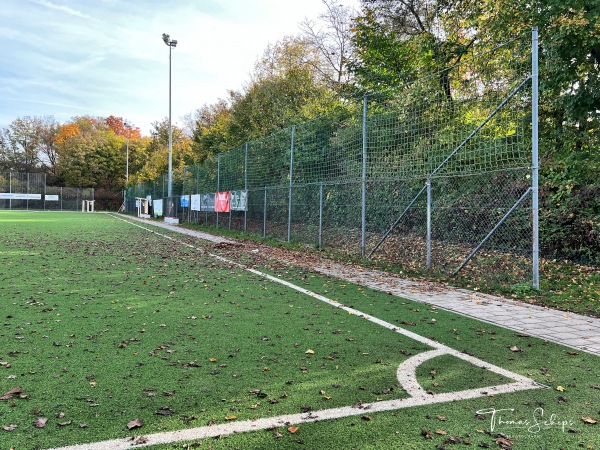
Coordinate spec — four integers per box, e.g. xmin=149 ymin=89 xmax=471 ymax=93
xmin=0 ymin=211 xmax=598 ymax=450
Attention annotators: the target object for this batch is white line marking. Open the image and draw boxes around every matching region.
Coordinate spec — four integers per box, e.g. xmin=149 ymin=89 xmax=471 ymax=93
xmin=46 ymin=216 xmax=545 ymax=450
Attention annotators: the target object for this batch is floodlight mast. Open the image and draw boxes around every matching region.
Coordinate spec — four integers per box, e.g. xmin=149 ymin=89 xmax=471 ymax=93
xmin=124 ymin=121 xmax=131 ymax=183
xmin=162 ymin=33 xmax=177 ymax=201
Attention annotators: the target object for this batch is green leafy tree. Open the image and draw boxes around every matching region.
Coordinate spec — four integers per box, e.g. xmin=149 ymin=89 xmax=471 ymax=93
xmin=227 ymin=36 xmax=345 ymax=141
xmin=189 ymin=98 xmax=234 ymax=163
xmin=350 ymin=0 xmax=475 ymax=96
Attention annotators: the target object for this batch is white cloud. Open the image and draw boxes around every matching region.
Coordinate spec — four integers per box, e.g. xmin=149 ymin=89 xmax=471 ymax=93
xmin=32 ymin=0 xmax=92 ymax=19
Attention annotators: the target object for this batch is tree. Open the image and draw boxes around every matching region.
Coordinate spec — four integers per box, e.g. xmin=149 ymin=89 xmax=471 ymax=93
xmin=53 ymin=116 xmax=136 ymax=190
xmin=227 ymin=36 xmax=344 ymax=141
xmin=35 ymin=116 xmax=60 ymax=180
xmin=0 ymin=116 xmax=46 ymax=172
xmin=137 ymin=118 xmax=193 ymax=184
xmin=189 ymin=98 xmax=233 ymax=162
xmin=350 ymin=0 xmax=474 ymax=96
xmin=300 ymin=0 xmax=357 ymax=90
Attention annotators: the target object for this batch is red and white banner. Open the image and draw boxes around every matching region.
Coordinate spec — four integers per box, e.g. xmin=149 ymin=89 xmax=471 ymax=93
xmin=214 ymin=191 xmax=231 ymax=213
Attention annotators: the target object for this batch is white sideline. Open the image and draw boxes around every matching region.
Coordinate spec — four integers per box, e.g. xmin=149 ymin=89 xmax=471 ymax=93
xmin=46 ymin=216 xmax=545 ymax=450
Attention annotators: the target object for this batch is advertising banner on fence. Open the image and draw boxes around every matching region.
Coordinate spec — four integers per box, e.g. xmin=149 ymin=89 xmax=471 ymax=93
xmin=201 ymin=194 xmax=214 ymax=212
xmin=153 ymin=199 xmax=163 ymax=217
xmin=215 ymin=191 xmax=231 ymax=213
xmin=180 ymin=195 xmax=190 ymax=208
xmin=190 ymin=194 xmax=201 ymax=211
xmin=230 ymin=190 xmax=248 ymax=211
xmin=45 ymin=195 xmax=59 ymax=201
xmin=0 ymin=193 xmax=42 ymax=200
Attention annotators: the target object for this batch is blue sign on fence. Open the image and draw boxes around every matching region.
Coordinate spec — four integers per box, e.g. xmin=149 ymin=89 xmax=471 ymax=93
xmin=180 ymin=195 xmax=190 ymax=208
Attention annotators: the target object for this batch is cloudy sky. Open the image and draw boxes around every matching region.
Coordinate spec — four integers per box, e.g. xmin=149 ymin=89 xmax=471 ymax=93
xmin=0 ymin=0 xmax=359 ymax=135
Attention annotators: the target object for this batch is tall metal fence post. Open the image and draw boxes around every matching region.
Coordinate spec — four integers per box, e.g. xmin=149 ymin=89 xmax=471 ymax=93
xmin=244 ymin=142 xmax=248 ymax=232
xmin=196 ymin=164 xmax=200 ymax=224
xmin=319 ymin=182 xmax=323 ymax=251
xmin=60 ymin=186 xmax=63 ymax=211
xmin=27 ymin=173 xmax=29 ymax=210
xmin=217 ymin=153 xmax=221 ymax=228
xmin=263 ymin=187 xmax=267 ymax=238
xmin=426 ymin=177 xmax=432 ymax=270
xmin=288 ymin=125 xmax=295 ymax=242
xmin=532 ymin=26 xmax=540 ymax=290
xmin=361 ymin=95 xmax=368 ymax=257
xmin=9 ymin=172 xmax=12 ymax=210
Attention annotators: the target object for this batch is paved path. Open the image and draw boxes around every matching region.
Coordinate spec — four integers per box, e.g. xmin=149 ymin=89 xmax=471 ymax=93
xmin=123 ymin=215 xmax=600 ymax=357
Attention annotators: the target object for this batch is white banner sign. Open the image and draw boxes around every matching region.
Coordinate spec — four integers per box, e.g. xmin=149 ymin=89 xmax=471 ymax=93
xmin=230 ymin=190 xmax=248 ymax=211
xmin=0 ymin=193 xmax=42 ymax=200
xmin=45 ymin=195 xmax=59 ymax=201
xmin=190 ymin=194 xmax=201 ymax=211
xmin=153 ymin=199 xmax=163 ymax=217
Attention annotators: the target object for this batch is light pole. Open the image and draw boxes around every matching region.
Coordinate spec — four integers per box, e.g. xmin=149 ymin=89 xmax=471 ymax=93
xmin=162 ymin=33 xmax=177 ymax=201
xmin=124 ymin=121 xmax=131 ymax=183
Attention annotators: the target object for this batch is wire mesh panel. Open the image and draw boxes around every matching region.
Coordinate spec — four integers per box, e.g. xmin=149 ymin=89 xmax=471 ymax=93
xmin=247 ymin=128 xmax=293 ymax=189
xmin=0 ymin=172 xmax=92 ymax=211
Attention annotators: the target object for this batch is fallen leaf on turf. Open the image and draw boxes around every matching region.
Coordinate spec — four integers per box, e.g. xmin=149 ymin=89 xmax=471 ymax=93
xmin=509 ymin=345 xmax=523 ymax=352
xmin=2 ymin=424 xmax=17 ymax=432
xmin=0 ymin=387 xmax=22 ymax=400
xmin=127 ymin=418 xmax=143 ymax=430
xmin=435 ymin=429 xmax=447 ymax=436
xmin=362 ymin=415 xmax=371 ymax=421
xmin=58 ymin=421 xmax=72 ymax=427
xmin=305 ymin=349 xmax=314 ymax=354
xmin=224 ymin=415 xmax=237 ymax=421
xmin=209 ymin=358 xmax=217 ymax=363
xmin=0 ymin=362 xmax=11 ymax=368
xmin=556 ymin=386 xmax=565 ymax=392
xmin=582 ymin=417 xmax=597 ymax=424
xmin=566 ymin=351 xmax=578 ymax=355
xmin=287 ymin=426 xmax=299 ymax=433
xmin=495 ymin=436 xmax=513 ymax=449
xmin=436 ymin=415 xmax=447 ymax=421
xmin=33 ymin=417 xmax=48 ymax=428
xmin=421 ymin=428 xmax=433 ymax=439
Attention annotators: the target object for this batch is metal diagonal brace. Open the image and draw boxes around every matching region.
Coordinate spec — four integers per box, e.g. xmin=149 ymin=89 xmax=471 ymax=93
xmin=368 ymin=183 xmax=428 ymax=258
xmin=453 ymin=187 xmax=532 ymax=276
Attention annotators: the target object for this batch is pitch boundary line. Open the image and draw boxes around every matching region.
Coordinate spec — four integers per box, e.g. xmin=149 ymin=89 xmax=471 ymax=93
xmin=46 ymin=216 xmax=545 ymax=450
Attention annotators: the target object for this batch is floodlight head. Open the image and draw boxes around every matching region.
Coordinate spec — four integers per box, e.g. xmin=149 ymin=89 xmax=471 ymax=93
xmin=162 ymin=33 xmax=177 ymax=47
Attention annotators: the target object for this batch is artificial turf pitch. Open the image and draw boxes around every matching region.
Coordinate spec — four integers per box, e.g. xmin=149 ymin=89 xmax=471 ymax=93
xmin=0 ymin=211 xmax=598 ymax=449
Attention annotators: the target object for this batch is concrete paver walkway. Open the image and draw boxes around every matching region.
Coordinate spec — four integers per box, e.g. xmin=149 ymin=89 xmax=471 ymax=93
xmin=125 ymin=216 xmax=600 ymax=357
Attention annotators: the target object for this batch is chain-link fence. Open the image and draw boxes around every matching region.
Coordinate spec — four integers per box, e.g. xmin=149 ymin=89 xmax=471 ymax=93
xmin=127 ymin=30 xmax=539 ymax=288
xmin=0 ymin=172 xmax=94 ymax=211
